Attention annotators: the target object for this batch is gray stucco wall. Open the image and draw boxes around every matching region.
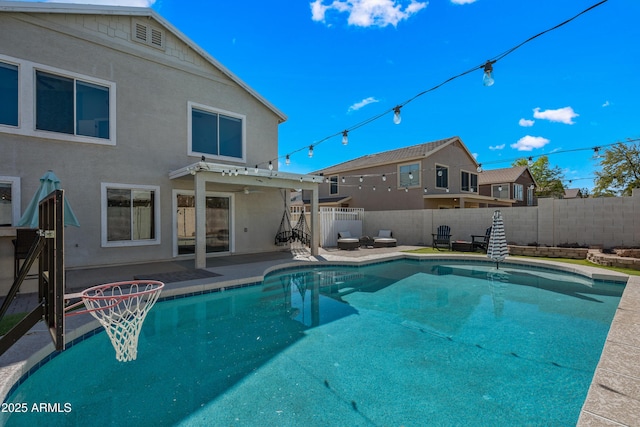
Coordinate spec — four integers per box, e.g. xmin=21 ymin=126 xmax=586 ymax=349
xmin=0 ymin=10 xmax=286 ymax=276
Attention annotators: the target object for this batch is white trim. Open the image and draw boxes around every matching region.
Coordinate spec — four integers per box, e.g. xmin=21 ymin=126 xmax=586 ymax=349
xmin=187 ymin=101 xmax=246 ymax=163
xmin=460 ymin=169 xmax=478 ymax=193
xmin=0 ymin=53 xmax=116 ymax=146
xmin=101 ymin=182 xmax=161 ymax=247
xmin=171 ymin=189 xmax=235 ymax=257
xmin=0 ymin=176 xmax=21 ymax=226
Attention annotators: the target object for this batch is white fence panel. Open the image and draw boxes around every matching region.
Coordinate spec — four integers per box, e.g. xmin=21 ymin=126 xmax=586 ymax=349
xmin=320 ymin=207 xmax=364 ymax=247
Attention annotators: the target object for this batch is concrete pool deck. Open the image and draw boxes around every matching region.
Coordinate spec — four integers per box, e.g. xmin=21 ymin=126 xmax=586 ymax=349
xmin=0 ymin=246 xmax=637 ymax=426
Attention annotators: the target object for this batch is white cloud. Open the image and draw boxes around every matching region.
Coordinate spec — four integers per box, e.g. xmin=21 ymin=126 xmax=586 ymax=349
xmin=510 ymin=135 xmax=550 ymax=151
xmin=602 ymin=100 xmax=610 ymax=107
xmin=518 ymin=118 xmax=534 ymax=127
xmin=489 ymin=144 xmax=505 ymax=150
xmin=450 ymin=0 xmax=477 ymax=4
xmin=45 ymin=0 xmax=155 ymax=5
xmin=472 ymin=152 xmax=478 ymax=159
xmin=347 ymin=96 xmax=379 ymax=112
xmin=532 ymin=107 xmax=579 ymax=125
xmin=310 ymin=0 xmax=428 ymax=28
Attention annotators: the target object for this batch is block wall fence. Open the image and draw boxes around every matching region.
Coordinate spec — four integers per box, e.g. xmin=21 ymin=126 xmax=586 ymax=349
xmin=363 ymin=190 xmax=640 ymax=249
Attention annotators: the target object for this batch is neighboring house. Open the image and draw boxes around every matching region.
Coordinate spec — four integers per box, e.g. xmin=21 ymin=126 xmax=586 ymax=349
xmin=477 ymin=166 xmax=537 ymax=207
xmin=563 ymin=188 xmax=583 ymax=199
xmin=306 ymin=136 xmax=517 ymax=210
xmin=0 ymin=1 xmax=319 ymax=287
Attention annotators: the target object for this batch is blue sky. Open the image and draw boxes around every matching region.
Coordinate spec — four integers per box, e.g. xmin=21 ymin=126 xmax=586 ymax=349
xmin=16 ymin=0 xmax=640 ymax=189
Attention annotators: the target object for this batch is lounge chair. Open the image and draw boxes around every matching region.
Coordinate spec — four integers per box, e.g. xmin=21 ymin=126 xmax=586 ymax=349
xmin=373 ymin=230 xmax=397 ymax=248
xmin=432 ymin=225 xmax=451 ymax=250
xmin=471 ymin=227 xmax=491 ymax=253
xmin=337 ymin=231 xmax=360 ymax=250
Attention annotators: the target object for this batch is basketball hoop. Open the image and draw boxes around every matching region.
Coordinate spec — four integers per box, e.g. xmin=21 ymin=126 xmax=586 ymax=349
xmin=66 ymin=280 xmax=164 ymax=362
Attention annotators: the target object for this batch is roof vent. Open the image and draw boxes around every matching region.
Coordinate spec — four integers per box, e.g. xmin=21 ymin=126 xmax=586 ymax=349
xmin=132 ymin=19 xmax=165 ymax=50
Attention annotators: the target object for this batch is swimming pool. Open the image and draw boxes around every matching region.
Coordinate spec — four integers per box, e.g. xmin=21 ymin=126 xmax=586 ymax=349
xmin=2 ymin=259 xmax=625 ymax=426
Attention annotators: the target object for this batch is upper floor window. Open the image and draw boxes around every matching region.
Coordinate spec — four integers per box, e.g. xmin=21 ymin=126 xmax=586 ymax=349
xmin=435 ymin=164 xmax=448 ymax=189
xmin=514 ymin=184 xmax=524 ymax=201
xmin=36 ymin=71 xmax=110 ymax=139
xmin=527 ymin=186 xmax=534 ymax=206
xmin=492 ymin=184 xmax=510 ymax=199
xmin=0 ymin=176 xmax=20 ymax=226
xmin=189 ymin=102 xmax=245 ymax=161
xmin=399 ymin=163 xmax=420 ymax=188
xmin=330 ymin=176 xmax=338 ymax=195
xmin=101 ymin=183 xmax=160 ymax=247
xmin=461 ymin=170 xmax=478 ymax=192
xmin=0 ymin=61 xmax=18 ymax=127
xmin=0 ymin=54 xmax=116 ymax=145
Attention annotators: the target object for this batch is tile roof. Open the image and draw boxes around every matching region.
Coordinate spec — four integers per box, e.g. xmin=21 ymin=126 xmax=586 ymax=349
xmin=478 ymin=166 xmax=530 ymax=184
xmin=314 ymin=136 xmax=461 ymax=175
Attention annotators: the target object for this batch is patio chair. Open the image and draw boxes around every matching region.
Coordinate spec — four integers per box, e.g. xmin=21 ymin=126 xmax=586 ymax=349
xmin=432 ymin=225 xmax=451 ymax=251
xmin=337 ymin=231 xmax=360 ymax=250
xmin=373 ymin=230 xmax=397 ymax=248
xmin=471 ymin=227 xmax=492 ymax=253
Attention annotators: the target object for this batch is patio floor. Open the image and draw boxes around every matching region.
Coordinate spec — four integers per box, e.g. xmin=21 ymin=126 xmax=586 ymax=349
xmin=0 ymin=245 xmax=637 ymax=425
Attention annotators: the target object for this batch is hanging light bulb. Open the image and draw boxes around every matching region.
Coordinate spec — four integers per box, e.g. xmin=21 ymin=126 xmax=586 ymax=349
xmin=358 ymin=185 xmax=362 ymax=190
xmin=254 ymin=165 xmax=259 ymax=173
xmin=234 ymin=169 xmax=239 ymax=176
xmin=388 ymin=186 xmax=391 ymax=192
xmin=268 ymin=161 xmax=273 ymax=171
xmin=308 ymin=145 xmax=314 ymax=158
xmin=409 ymin=172 xmax=413 ymax=181
xmin=373 ymin=186 xmax=376 ymax=191
xmin=221 ymin=170 xmax=226 ymax=176
xmin=244 ymin=167 xmax=248 ymax=175
xmin=359 ymin=176 xmax=363 ymax=183
xmin=393 ymin=106 xmax=402 ymax=125
xmin=405 ymin=187 xmax=408 ymax=193
xmin=477 ymin=164 xmax=482 ymax=173
xmin=285 ymin=154 xmax=290 ymax=166
xmin=341 ymin=176 xmax=345 ymax=184
xmin=382 ymin=174 xmax=387 ymax=182
xmin=482 ymin=60 xmax=495 ymax=87
xmin=342 ymin=130 xmax=349 ymax=146
xmin=423 ymin=187 xmax=428 ymax=193
xmin=325 ymin=177 xmax=329 ymax=183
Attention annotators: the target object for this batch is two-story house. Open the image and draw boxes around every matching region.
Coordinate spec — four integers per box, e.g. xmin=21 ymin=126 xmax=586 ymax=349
xmin=0 ymin=1 xmax=319 ymax=289
xmin=308 ymin=136 xmax=517 ymax=210
xmin=477 ymin=166 xmax=537 ymax=207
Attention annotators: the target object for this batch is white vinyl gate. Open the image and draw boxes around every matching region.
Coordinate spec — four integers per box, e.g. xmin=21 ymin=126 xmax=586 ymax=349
xmin=290 ymin=206 xmax=364 ymax=248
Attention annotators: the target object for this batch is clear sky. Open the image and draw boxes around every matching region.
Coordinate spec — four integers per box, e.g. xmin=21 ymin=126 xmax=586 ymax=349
xmin=14 ymin=0 xmax=640 ymax=190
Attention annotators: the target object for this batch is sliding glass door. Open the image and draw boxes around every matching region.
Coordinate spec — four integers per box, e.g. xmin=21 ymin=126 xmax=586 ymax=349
xmin=175 ymin=192 xmax=231 ymax=255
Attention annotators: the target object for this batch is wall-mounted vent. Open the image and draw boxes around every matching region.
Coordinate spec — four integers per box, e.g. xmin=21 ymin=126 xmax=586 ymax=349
xmin=132 ymin=19 xmax=165 ymax=50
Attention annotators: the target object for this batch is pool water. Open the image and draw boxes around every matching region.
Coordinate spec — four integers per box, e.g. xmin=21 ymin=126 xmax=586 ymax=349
xmin=2 ymin=260 xmax=625 ymax=426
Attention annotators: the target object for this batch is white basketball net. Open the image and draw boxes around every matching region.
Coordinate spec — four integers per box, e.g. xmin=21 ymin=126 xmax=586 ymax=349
xmin=81 ymin=281 xmax=164 ymax=362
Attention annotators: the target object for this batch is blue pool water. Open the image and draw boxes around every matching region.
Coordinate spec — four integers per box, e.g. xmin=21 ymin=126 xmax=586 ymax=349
xmin=2 ymin=259 xmax=625 ymax=426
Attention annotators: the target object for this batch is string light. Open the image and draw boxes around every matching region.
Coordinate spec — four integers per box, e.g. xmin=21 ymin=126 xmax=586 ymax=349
xmin=308 ymin=145 xmax=314 ymax=158
xmin=268 ymin=161 xmax=273 ymax=171
xmin=254 ymin=1 xmax=607 ymax=172
xmin=393 ymin=106 xmax=402 ymax=125
xmin=482 ymin=60 xmax=495 ymax=87
xmin=342 ymin=130 xmax=349 ymax=146
xmin=244 ymin=167 xmax=248 ymax=175
xmin=382 ymin=174 xmax=387 ymax=181
xmin=285 ymin=154 xmax=290 ymax=165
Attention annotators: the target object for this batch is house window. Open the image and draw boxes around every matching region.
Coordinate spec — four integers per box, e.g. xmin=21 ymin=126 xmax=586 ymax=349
xmin=0 ymin=61 xmax=18 ymax=127
xmin=527 ymin=186 xmax=534 ymax=206
xmin=399 ymin=163 xmax=420 ymax=188
xmin=514 ymin=184 xmax=524 ymax=201
xmin=0 ymin=176 xmax=20 ymax=226
xmin=492 ymin=184 xmax=510 ymax=199
xmin=189 ymin=102 xmax=245 ymax=161
xmin=435 ymin=165 xmax=448 ymax=189
xmin=102 ymin=183 xmax=160 ymax=247
xmin=330 ymin=176 xmax=338 ymax=195
xmin=461 ymin=171 xmax=478 ymax=192
xmin=36 ymin=71 xmax=110 ymax=139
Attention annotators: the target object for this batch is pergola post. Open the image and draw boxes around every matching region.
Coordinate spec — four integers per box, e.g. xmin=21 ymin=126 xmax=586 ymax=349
xmin=310 ymin=187 xmax=319 ymax=256
xmin=194 ymin=172 xmax=206 ymax=269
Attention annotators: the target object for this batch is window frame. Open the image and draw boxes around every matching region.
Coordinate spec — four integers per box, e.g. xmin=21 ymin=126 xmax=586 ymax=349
xmin=398 ymin=162 xmax=420 ymax=189
xmin=435 ymin=164 xmax=449 ymax=189
xmin=188 ymin=101 xmax=246 ymax=162
xmin=514 ymin=183 xmax=524 ymax=201
xmin=101 ymin=183 xmax=161 ymax=247
xmin=329 ymin=175 xmax=339 ymax=195
xmin=460 ymin=170 xmax=478 ymax=193
xmin=0 ymin=54 xmax=117 ymax=146
xmin=0 ymin=176 xmax=21 ymax=227
xmin=491 ymin=183 xmax=511 ymax=199
xmin=527 ymin=186 xmax=535 ymax=206
xmin=0 ymin=59 xmax=19 ymax=128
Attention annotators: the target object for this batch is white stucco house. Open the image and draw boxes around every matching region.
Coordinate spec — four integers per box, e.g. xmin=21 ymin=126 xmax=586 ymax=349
xmin=0 ymin=1 xmax=319 ymax=291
